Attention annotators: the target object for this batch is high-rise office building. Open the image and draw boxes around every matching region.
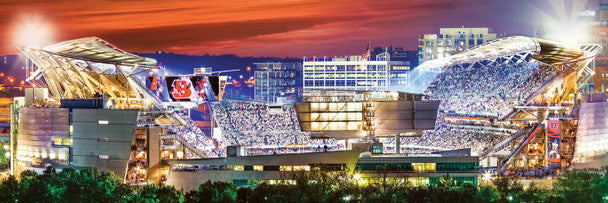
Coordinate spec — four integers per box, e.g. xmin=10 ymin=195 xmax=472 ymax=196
xmin=253 ymin=62 xmax=302 ymax=103
xmin=302 ymin=52 xmax=410 ymax=91
xmin=418 ymin=27 xmax=497 ymax=64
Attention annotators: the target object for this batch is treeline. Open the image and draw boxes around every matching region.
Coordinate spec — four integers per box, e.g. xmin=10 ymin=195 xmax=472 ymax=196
xmin=0 ymin=166 xmax=607 ymax=202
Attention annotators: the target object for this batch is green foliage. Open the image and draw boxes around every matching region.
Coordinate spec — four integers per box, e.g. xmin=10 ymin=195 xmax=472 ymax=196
xmin=514 ymin=182 xmax=547 ymax=203
xmin=185 ymin=181 xmax=237 ymax=203
xmin=359 ymin=173 xmax=410 ymax=202
xmin=1 ymin=167 xmax=608 ymax=202
xmin=476 ymin=186 xmax=500 ymax=203
xmin=0 ymin=147 xmax=8 ymax=166
xmin=457 ymin=182 xmax=478 ymax=202
xmin=492 ymin=175 xmax=523 ymax=199
xmin=135 ymin=184 xmax=184 ymax=203
xmin=437 ymin=173 xmax=456 ymax=189
xmin=553 ymin=170 xmax=608 ymax=202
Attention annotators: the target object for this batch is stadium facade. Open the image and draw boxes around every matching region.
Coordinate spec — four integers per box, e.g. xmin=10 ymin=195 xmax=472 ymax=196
xmin=296 ymin=90 xmax=439 ymax=140
xmin=12 ymin=33 xmax=608 ymax=188
xmin=13 ymin=99 xmax=138 ymax=179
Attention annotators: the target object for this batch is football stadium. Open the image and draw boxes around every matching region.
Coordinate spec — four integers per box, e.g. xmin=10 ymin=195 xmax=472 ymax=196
xmin=10 ymin=34 xmax=607 ymax=188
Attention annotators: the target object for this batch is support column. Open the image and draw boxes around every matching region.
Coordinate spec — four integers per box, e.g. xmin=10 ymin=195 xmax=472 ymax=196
xmin=395 ymin=134 xmax=401 ymax=154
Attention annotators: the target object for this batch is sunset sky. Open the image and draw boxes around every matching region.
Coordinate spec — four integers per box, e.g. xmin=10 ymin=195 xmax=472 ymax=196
xmin=0 ymin=0 xmax=574 ymax=57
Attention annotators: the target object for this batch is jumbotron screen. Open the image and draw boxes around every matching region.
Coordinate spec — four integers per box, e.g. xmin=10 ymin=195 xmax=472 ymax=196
xmin=146 ymin=76 xmax=217 ymax=102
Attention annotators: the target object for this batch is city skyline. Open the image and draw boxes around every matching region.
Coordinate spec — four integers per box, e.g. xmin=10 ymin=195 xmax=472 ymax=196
xmin=0 ymin=0 xmax=546 ymax=57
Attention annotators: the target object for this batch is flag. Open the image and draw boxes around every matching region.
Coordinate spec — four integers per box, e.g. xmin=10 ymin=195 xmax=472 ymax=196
xmin=360 ymin=41 xmax=371 ymax=70
xmin=362 ymin=41 xmax=371 ymax=61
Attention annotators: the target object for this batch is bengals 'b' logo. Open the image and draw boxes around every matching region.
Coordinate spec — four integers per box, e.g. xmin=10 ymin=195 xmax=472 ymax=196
xmin=171 ymin=79 xmax=192 ymax=100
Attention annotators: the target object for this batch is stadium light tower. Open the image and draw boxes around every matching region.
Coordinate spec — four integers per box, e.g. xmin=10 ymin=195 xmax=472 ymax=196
xmin=536 ymin=0 xmax=590 ymax=45
xmin=544 ymin=19 xmax=589 ymax=45
xmin=11 ymin=13 xmax=55 ymax=49
xmin=11 ymin=13 xmax=55 ymax=82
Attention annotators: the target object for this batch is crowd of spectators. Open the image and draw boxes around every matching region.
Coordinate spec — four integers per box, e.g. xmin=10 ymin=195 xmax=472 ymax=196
xmin=167 ymin=118 xmax=225 ymax=157
xmin=393 ymin=61 xmax=558 ymax=155
xmin=424 ymin=61 xmax=556 ymax=116
xmin=385 ymin=115 xmax=514 ymax=154
xmin=211 ymin=100 xmax=343 ymax=152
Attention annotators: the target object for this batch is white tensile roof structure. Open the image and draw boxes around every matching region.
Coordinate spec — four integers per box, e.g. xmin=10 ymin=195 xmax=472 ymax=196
xmin=18 ymin=37 xmax=161 ymax=110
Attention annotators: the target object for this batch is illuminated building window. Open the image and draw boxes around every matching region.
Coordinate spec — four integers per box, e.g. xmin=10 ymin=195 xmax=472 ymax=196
xmin=253 ymin=165 xmax=264 ymax=171
xmin=233 ymin=165 xmax=244 ymax=171
xmin=53 ymin=137 xmax=72 ymax=146
xmin=98 ymin=155 xmax=109 ymax=159
xmin=292 ymin=165 xmax=310 ymax=171
xmin=69 ymin=125 xmax=73 ymax=135
xmin=54 ymin=137 xmax=62 ymax=145
xmin=408 ymin=177 xmax=430 ymax=186
xmin=98 ymin=120 xmax=109 ymax=125
xmin=280 ymin=166 xmax=292 ymax=171
xmin=412 ymin=163 xmax=436 ymax=172
xmin=63 ymin=138 xmax=72 ymax=145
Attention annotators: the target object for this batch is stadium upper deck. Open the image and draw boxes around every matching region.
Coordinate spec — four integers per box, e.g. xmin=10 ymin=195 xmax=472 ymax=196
xmin=399 ymin=36 xmax=601 ymax=155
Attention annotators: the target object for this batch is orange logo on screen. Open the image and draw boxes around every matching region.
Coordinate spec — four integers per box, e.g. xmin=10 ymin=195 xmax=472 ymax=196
xmin=197 ymin=79 xmax=207 ymax=98
xmin=171 ymin=79 xmax=192 ymax=100
xmin=150 ymin=77 xmax=158 ymax=90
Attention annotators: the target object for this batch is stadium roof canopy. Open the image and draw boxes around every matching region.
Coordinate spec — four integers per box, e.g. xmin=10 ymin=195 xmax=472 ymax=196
xmin=41 ymin=37 xmax=158 ymax=69
xmin=18 ymin=37 xmax=162 ymax=110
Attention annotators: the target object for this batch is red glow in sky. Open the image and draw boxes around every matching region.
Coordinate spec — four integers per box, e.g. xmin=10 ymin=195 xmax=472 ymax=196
xmin=0 ymin=0 xmax=539 ymax=57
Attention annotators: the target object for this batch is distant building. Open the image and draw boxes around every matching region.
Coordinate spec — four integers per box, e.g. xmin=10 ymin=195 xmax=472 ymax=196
xmin=371 ymin=46 xmax=419 ymax=67
xmin=253 ymin=62 xmax=302 ymax=103
xmin=302 ymin=52 xmax=411 ymax=91
xmin=584 ymin=27 xmax=608 ymax=92
xmin=418 ymin=27 xmax=497 ymax=64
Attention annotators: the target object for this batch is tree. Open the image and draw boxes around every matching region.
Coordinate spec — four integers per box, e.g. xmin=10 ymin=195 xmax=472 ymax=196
xmin=135 ymin=184 xmax=184 ymax=203
xmin=457 ymin=182 xmax=478 ymax=202
xmin=249 ymin=182 xmax=290 ymax=202
xmin=237 ymin=187 xmax=253 ymax=203
xmin=0 ymin=175 xmax=20 ymax=201
xmin=0 ymin=147 xmax=8 ymax=166
xmin=185 ymin=181 xmax=237 ymax=202
xmin=287 ymin=170 xmax=358 ymax=202
xmin=358 ymin=172 xmax=410 ymax=203
xmin=59 ymin=167 xmax=133 ymax=202
xmin=492 ymin=175 xmax=522 ymax=199
xmin=553 ymin=170 xmax=605 ymax=202
xmin=515 ymin=182 xmax=547 ymax=203
xmin=18 ymin=169 xmax=56 ymax=202
xmin=476 ymin=186 xmax=500 ymax=203
xmin=437 ymin=173 xmax=456 ymax=190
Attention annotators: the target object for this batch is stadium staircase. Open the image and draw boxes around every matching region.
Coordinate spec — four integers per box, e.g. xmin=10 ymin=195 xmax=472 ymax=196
xmin=499 ymin=124 xmax=541 ymax=172
xmin=479 ymin=125 xmax=533 ymax=159
xmin=130 ymin=77 xmax=208 ymax=158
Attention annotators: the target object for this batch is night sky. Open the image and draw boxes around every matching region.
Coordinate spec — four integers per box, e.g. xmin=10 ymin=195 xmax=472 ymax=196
xmin=0 ymin=0 xmax=584 ymax=57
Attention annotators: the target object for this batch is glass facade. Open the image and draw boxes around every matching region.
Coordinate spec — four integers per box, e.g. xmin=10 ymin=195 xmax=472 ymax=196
xmin=355 ymin=162 xmax=478 ymax=173
xmin=254 ymin=62 xmax=302 ymax=103
xmin=303 ymin=57 xmax=409 ymax=91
